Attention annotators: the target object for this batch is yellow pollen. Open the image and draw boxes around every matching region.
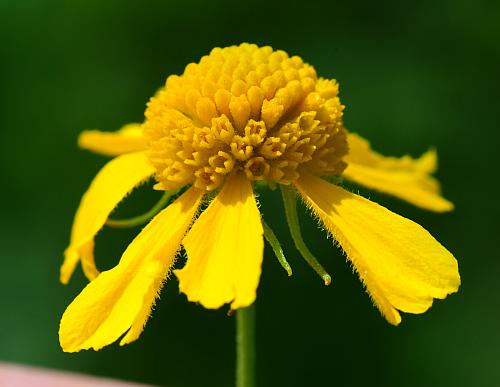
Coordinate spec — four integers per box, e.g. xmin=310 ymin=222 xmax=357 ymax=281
xmin=144 ymin=43 xmax=348 ymax=191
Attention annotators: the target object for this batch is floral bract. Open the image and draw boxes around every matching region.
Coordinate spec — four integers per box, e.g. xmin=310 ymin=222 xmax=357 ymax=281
xmin=60 ymin=43 xmax=460 ymax=352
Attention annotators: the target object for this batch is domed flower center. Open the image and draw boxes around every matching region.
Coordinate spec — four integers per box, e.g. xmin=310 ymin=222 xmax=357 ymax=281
xmin=144 ymin=43 xmax=348 ymax=191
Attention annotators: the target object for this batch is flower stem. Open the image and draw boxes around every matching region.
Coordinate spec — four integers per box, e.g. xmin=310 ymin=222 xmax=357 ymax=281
xmin=236 ymin=304 xmax=256 ymax=387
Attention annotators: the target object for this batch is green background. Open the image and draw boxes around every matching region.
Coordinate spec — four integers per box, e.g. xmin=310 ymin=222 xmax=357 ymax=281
xmin=1 ymin=0 xmax=499 ymax=386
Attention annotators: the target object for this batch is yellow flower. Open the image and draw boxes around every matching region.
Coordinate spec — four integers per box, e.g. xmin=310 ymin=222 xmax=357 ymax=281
xmin=59 ymin=43 xmax=460 ymax=352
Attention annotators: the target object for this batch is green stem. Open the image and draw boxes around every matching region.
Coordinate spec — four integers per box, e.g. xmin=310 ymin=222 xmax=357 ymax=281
xmin=236 ymin=304 xmax=256 ymax=387
xmin=280 ymin=185 xmax=331 ymax=285
xmin=263 ymin=220 xmax=292 ymax=276
xmin=106 ymin=190 xmax=175 ymax=228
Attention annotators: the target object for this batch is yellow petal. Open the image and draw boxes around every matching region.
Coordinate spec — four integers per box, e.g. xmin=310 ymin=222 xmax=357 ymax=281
xmin=78 ymin=123 xmax=148 ymax=156
xmin=294 ymin=173 xmax=460 ymax=325
xmin=59 ymin=187 xmax=203 ymax=352
xmin=343 ymin=133 xmax=454 ymax=212
xmin=176 ymin=172 xmax=264 ymax=309
xmin=61 ymin=152 xmax=155 ymax=284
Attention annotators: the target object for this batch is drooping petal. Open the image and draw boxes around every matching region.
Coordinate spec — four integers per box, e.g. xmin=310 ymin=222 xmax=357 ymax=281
xmin=176 ymin=172 xmax=264 ymax=309
xmin=342 ymin=133 xmax=454 ymax=212
xmin=61 ymin=152 xmax=155 ymax=284
xmin=78 ymin=123 xmax=148 ymax=156
xmin=59 ymin=187 xmax=203 ymax=352
xmin=294 ymin=173 xmax=460 ymax=325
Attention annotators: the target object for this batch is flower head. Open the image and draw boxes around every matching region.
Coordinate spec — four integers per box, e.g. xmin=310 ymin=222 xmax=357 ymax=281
xmin=60 ymin=44 xmax=460 ymax=352
xmin=145 ymin=44 xmax=347 ymax=190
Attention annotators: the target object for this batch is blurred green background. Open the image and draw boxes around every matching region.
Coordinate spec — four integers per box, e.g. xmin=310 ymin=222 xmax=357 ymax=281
xmin=1 ymin=0 xmax=499 ymax=386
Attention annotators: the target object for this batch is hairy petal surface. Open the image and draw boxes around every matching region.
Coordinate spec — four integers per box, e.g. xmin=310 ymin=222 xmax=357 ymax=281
xmin=61 ymin=152 xmax=155 ymax=284
xmin=294 ymin=173 xmax=460 ymax=325
xmin=78 ymin=123 xmax=148 ymax=156
xmin=343 ymin=133 xmax=453 ymax=212
xmin=59 ymin=187 xmax=203 ymax=352
xmin=177 ymin=172 xmax=264 ymax=309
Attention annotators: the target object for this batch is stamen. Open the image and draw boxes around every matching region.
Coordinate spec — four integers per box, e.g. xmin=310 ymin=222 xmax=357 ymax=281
xmin=211 ymin=115 xmax=235 ymax=143
xmin=230 ymin=136 xmax=253 ymax=161
xmin=208 ymin=151 xmax=235 ymax=174
xmin=244 ymin=157 xmax=270 ymax=180
xmin=280 ymin=185 xmax=332 ymax=285
xmin=244 ymin=120 xmax=267 ymax=146
xmin=106 ymin=189 xmax=179 ymax=228
xmin=194 ymin=166 xmax=223 ymax=190
xmin=259 ymin=137 xmax=285 ymax=159
xmin=262 ymin=220 xmax=292 ymax=276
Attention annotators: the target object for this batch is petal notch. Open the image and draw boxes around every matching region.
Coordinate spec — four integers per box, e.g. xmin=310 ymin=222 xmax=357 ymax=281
xmin=177 ymin=172 xmax=264 ymax=309
xmin=343 ymin=133 xmax=453 ymax=212
xmin=295 ymin=173 xmax=460 ymax=324
xmin=59 ymin=187 xmax=203 ymax=352
xmin=61 ymin=152 xmax=155 ymax=284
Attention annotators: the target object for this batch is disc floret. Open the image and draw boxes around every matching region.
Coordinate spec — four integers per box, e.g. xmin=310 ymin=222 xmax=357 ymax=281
xmin=144 ymin=43 xmax=348 ymax=191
